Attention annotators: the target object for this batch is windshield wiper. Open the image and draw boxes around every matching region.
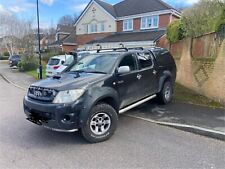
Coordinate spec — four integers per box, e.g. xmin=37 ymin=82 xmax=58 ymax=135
xmin=84 ymin=70 xmax=107 ymax=74
xmin=68 ymin=70 xmax=85 ymax=74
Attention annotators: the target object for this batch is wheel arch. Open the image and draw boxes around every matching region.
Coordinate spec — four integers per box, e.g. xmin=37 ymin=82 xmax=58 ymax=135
xmin=158 ymin=71 xmax=172 ymax=93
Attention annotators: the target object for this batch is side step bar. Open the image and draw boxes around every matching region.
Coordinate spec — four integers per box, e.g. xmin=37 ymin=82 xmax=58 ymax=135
xmin=119 ymin=94 xmax=156 ymax=114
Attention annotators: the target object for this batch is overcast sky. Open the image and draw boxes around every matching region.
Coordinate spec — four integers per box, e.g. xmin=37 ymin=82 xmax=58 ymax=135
xmin=0 ymin=0 xmax=199 ymax=29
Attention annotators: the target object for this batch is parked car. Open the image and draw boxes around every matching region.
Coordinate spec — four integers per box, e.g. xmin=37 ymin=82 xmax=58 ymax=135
xmin=46 ymin=55 xmax=73 ymax=77
xmin=56 ymin=51 xmax=97 ymax=74
xmin=24 ymin=47 xmax=176 ymax=143
xmin=9 ymin=55 xmax=21 ymax=67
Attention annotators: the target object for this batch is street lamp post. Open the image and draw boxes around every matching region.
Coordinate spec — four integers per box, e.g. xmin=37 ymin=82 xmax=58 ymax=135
xmin=36 ymin=0 xmax=42 ymax=79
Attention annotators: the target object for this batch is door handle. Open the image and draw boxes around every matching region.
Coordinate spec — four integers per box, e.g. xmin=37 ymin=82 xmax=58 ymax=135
xmin=137 ymin=74 xmax=142 ymax=80
xmin=153 ymin=70 xmax=157 ymax=75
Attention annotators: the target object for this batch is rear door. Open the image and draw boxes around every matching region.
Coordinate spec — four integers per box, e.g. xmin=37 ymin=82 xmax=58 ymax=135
xmin=115 ymin=54 xmax=140 ymax=108
xmin=136 ymin=51 xmax=158 ymax=99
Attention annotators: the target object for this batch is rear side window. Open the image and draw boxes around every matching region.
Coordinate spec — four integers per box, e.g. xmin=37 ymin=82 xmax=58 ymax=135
xmin=48 ymin=58 xmax=60 ymax=65
xmin=137 ymin=52 xmax=154 ymax=69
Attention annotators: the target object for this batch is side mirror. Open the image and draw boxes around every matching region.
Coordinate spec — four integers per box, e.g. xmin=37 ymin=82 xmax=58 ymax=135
xmin=61 ymin=60 xmax=65 ymax=64
xmin=117 ymin=66 xmax=130 ymax=75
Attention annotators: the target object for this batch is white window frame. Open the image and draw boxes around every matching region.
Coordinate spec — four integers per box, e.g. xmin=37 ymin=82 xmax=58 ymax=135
xmin=141 ymin=15 xmax=159 ymax=30
xmin=89 ymin=23 xmax=97 ymax=33
xmin=123 ymin=19 xmax=133 ymax=31
xmin=100 ymin=22 xmax=105 ymax=32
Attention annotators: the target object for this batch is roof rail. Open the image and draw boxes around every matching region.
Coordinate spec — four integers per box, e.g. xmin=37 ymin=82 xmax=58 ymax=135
xmin=97 ymin=48 xmax=128 ymax=53
xmin=127 ymin=47 xmax=144 ymax=50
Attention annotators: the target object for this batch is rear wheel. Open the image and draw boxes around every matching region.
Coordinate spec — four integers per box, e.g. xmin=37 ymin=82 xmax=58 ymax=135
xmin=81 ymin=103 xmax=118 ymax=143
xmin=157 ymin=80 xmax=173 ymax=104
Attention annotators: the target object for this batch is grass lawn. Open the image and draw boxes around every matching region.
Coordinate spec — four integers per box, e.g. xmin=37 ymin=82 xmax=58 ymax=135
xmin=26 ymin=64 xmax=46 ymax=80
xmin=173 ymin=83 xmax=224 ymax=108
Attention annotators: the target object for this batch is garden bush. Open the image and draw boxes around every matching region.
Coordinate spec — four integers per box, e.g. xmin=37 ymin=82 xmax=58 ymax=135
xmin=215 ymin=9 xmax=225 ymax=32
xmin=0 ymin=55 xmax=9 ymax=60
xmin=18 ymin=56 xmax=39 ymax=72
xmin=3 ymin=51 xmax=10 ymax=56
xmin=167 ymin=20 xmax=185 ymax=43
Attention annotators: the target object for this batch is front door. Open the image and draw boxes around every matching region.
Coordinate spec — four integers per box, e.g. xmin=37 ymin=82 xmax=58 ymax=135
xmin=115 ymin=54 xmax=140 ymax=109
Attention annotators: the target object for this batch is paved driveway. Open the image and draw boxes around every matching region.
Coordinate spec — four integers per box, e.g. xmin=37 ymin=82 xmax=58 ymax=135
xmin=0 ymin=74 xmax=225 ymax=169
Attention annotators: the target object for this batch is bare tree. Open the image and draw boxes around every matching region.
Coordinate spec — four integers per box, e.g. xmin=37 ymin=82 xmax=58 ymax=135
xmin=58 ymin=14 xmax=78 ymax=26
xmin=0 ymin=13 xmax=35 ymax=56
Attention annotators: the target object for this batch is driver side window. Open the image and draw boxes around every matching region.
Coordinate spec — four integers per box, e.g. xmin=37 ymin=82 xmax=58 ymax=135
xmin=119 ymin=54 xmax=137 ymax=71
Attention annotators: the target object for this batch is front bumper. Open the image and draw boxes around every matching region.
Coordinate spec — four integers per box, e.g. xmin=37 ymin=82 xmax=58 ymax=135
xmin=23 ymin=96 xmax=83 ymax=132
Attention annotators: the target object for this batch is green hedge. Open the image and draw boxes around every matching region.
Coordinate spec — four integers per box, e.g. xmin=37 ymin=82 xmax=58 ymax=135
xmin=0 ymin=56 xmax=9 ymax=60
xmin=167 ymin=20 xmax=185 ymax=43
xmin=215 ymin=9 xmax=225 ymax=32
xmin=3 ymin=51 xmax=9 ymax=56
xmin=18 ymin=56 xmax=39 ymax=72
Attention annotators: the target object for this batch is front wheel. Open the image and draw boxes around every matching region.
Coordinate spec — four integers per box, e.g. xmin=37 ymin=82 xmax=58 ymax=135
xmin=157 ymin=80 xmax=173 ymax=104
xmin=81 ymin=103 xmax=118 ymax=143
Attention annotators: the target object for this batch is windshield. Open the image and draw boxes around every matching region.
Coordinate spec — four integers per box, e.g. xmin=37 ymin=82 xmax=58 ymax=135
xmin=70 ymin=54 xmax=118 ymax=74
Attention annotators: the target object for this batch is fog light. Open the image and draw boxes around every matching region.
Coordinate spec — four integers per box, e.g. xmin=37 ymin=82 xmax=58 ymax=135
xmin=63 ymin=115 xmax=71 ymax=122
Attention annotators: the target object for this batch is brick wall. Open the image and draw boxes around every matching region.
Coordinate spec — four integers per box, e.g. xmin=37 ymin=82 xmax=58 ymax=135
xmin=62 ymin=45 xmax=77 ymax=52
xmin=158 ymin=14 xmax=170 ymax=28
xmin=76 ymin=33 xmax=112 ymax=45
xmin=133 ymin=18 xmax=141 ymax=30
xmin=192 ymin=32 xmax=218 ymax=58
xmin=117 ymin=20 xmax=123 ymax=32
xmin=157 ymin=35 xmax=225 ymax=104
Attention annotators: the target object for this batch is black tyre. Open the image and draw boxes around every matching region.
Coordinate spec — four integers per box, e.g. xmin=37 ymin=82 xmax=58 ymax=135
xmin=157 ymin=80 xmax=173 ymax=104
xmin=81 ymin=103 xmax=118 ymax=143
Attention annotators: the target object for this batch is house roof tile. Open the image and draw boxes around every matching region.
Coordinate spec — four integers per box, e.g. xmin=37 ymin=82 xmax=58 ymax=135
xmin=87 ymin=29 xmax=166 ymax=44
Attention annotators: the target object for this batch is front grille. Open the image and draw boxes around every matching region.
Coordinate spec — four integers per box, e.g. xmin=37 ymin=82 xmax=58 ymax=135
xmin=28 ymin=86 xmax=58 ymax=102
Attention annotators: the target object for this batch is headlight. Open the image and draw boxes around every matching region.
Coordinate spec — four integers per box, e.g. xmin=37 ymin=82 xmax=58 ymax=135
xmin=53 ymin=89 xmax=85 ymax=103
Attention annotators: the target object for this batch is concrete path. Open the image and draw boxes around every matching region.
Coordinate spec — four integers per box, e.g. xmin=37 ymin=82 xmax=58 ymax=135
xmin=0 ymin=61 xmax=36 ymax=89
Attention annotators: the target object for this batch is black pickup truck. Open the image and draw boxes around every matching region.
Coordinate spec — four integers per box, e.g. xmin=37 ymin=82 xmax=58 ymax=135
xmin=23 ymin=47 xmax=176 ymax=143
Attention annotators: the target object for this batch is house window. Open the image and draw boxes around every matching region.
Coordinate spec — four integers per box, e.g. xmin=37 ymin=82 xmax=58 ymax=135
xmin=123 ymin=19 xmax=133 ymax=31
xmin=100 ymin=23 xmax=105 ymax=32
xmin=141 ymin=16 xmax=159 ymax=29
xmin=90 ymin=23 xmax=97 ymax=33
xmin=83 ymin=25 xmax=88 ymax=33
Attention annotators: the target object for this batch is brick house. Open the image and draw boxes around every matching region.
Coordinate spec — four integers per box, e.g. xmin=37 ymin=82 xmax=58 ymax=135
xmin=75 ymin=0 xmax=180 ymax=49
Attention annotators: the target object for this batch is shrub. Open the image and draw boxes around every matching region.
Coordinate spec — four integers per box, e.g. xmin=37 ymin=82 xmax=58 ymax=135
xmin=0 ymin=55 xmax=9 ymax=60
xmin=167 ymin=20 xmax=185 ymax=43
xmin=18 ymin=56 xmax=39 ymax=71
xmin=215 ymin=9 xmax=225 ymax=32
xmin=3 ymin=51 xmax=10 ymax=56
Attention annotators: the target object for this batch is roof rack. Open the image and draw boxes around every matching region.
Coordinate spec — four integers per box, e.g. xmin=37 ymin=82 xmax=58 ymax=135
xmin=127 ymin=47 xmax=144 ymax=50
xmin=97 ymin=48 xmax=129 ymax=53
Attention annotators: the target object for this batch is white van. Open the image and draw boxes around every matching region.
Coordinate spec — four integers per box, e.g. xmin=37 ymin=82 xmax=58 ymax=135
xmin=46 ymin=55 xmax=73 ymax=77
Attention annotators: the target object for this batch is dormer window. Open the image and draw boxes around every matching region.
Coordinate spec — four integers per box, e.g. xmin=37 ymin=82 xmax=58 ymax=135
xmin=123 ymin=19 xmax=133 ymax=31
xmin=141 ymin=16 xmax=159 ymax=29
